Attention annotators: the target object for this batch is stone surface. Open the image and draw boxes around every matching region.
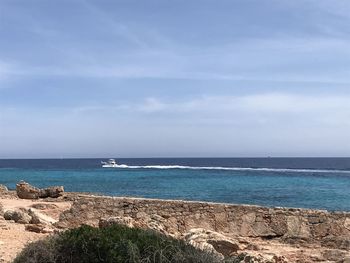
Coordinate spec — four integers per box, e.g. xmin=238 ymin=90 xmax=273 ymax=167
xmin=322 ymin=249 xmax=347 ymax=261
xmin=39 ymin=186 xmax=64 ymax=198
xmin=341 ymin=257 xmax=350 ymax=263
xmin=25 ymin=224 xmax=54 ymax=234
xmin=16 ymin=181 xmax=64 ymax=199
xmin=28 ymin=209 xmax=57 ymax=225
xmin=57 ymin=196 xmax=350 ymax=245
xmin=0 ymin=185 xmax=8 ymax=192
xmin=30 ymin=203 xmax=58 ymax=210
xmin=16 ymin=182 xmax=40 ymax=199
xmin=0 ymin=203 xmax=4 ymax=217
xmin=54 ymin=195 xmax=350 ymax=262
xmin=2 ymin=193 xmax=350 ymax=262
xmin=99 ymin=216 xmax=134 ymax=228
xmin=3 ymin=209 xmax=31 ymax=224
xmin=184 ymin=228 xmax=240 ymax=258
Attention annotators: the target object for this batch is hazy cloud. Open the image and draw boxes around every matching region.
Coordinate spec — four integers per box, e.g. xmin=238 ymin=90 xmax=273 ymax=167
xmin=1 ymin=1 xmax=350 ymax=157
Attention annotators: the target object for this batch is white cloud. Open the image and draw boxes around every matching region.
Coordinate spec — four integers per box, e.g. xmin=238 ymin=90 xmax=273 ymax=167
xmin=2 ymin=34 xmax=350 ymax=84
xmin=126 ymin=93 xmax=350 ymax=116
xmin=1 ymin=92 xmax=350 ymax=157
xmin=67 ymin=92 xmax=350 ymax=133
xmin=66 ymin=93 xmax=350 ymax=124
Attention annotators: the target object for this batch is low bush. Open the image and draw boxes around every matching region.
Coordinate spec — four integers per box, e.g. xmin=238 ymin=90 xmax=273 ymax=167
xmin=14 ymin=224 xmax=236 ymax=263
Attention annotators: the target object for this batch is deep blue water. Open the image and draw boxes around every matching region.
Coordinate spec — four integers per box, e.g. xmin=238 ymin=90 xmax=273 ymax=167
xmin=0 ymin=158 xmax=349 ymax=211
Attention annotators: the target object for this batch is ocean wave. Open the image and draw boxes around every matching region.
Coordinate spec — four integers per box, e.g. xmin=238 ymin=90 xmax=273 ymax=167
xmin=103 ymin=164 xmax=350 ymax=174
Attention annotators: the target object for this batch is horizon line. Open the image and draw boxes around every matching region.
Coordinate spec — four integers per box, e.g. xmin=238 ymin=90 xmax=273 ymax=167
xmin=1 ymin=156 xmax=350 ymax=160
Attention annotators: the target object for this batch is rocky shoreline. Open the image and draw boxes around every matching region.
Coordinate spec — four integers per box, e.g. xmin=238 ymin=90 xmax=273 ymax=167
xmin=1 ymin=183 xmax=350 ymax=262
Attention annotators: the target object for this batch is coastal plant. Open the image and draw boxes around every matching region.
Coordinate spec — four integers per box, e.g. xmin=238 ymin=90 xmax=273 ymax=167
xmin=14 ymin=224 xmax=237 ymax=263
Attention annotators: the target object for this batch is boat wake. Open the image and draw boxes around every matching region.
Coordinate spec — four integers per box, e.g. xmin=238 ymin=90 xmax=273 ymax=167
xmin=105 ymin=164 xmax=350 ymax=174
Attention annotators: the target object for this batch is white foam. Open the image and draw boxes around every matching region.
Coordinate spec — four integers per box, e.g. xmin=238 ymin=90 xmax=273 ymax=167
xmin=107 ymin=164 xmax=350 ymax=174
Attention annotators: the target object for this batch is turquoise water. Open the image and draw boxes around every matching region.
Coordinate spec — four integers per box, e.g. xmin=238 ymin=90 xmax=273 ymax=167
xmin=0 ymin=158 xmax=349 ymax=211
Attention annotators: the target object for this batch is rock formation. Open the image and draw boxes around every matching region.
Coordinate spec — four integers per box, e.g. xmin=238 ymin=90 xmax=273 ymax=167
xmin=0 ymin=184 xmax=8 ymax=192
xmin=24 ymin=224 xmax=54 ymax=234
xmin=56 ymin=195 xmax=350 ymax=262
xmin=99 ymin=216 xmax=134 ymax=228
xmin=39 ymin=186 xmax=65 ymax=198
xmin=16 ymin=182 xmax=41 ymax=199
xmin=2 ymin=189 xmax=350 ymax=262
xmin=16 ymin=181 xmax=64 ymax=199
xmin=0 ymin=203 xmax=4 ymax=217
xmin=184 ymin=228 xmax=241 ymax=258
xmin=3 ymin=209 xmax=32 ymax=224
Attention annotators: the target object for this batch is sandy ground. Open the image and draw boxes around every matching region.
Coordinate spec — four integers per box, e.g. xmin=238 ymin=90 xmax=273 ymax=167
xmin=0 ymin=198 xmax=71 ymax=263
xmin=0 ymin=217 xmax=44 ymax=263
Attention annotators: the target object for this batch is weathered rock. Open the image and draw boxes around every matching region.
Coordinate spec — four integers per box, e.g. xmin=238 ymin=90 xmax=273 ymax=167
xmin=4 ymin=209 xmax=32 ymax=224
xmin=28 ymin=209 xmax=56 ymax=225
xmin=344 ymin=218 xmax=350 ymax=231
xmin=235 ymin=253 xmax=286 ymax=263
xmin=184 ymin=228 xmax=240 ymax=258
xmin=55 ymin=195 xmax=350 ymax=263
xmin=207 ymin=239 xmax=240 ymax=258
xmin=25 ymin=224 xmax=54 ymax=234
xmin=285 ymin=216 xmax=310 ymax=239
xmin=39 ymin=186 xmax=64 ymax=198
xmin=341 ymin=257 xmax=350 ymax=263
xmin=0 ymin=203 xmax=4 ymax=217
xmin=16 ymin=181 xmax=41 ymax=199
xmin=321 ymin=236 xmax=350 ymax=250
xmin=29 ymin=212 xmax=41 ymax=224
xmin=0 ymin=184 xmax=8 ymax=192
xmin=270 ymin=214 xmax=288 ymax=236
xmin=30 ymin=203 xmax=59 ymax=210
xmin=99 ymin=216 xmax=134 ymax=228
xmin=322 ymin=249 xmax=347 ymax=261
xmin=140 ymin=214 xmax=168 ymax=234
xmin=245 ymin=243 xmax=260 ymax=251
xmin=16 ymin=181 xmax=64 ymax=199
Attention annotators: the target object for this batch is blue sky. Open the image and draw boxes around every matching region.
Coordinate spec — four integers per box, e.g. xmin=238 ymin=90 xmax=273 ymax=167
xmin=1 ymin=0 xmax=350 ymax=158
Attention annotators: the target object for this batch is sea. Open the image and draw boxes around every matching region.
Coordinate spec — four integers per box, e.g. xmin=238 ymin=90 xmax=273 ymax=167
xmin=0 ymin=158 xmax=349 ymax=211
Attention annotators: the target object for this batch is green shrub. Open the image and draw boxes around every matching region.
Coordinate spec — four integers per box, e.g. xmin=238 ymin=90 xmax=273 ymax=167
xmin=14 ymin=224 xmax=233 ymax=263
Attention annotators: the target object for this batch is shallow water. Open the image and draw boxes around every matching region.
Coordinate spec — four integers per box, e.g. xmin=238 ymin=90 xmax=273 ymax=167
xmin=0 ymin=158 xmax=349 ymax=211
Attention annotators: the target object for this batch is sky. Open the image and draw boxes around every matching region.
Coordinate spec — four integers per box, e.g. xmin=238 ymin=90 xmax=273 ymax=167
xmin=1 ymin=0 xmax=350 ymax=158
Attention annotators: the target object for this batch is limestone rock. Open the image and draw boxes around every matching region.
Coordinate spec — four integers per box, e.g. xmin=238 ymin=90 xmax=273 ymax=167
xmin=54 ymin=195 xmax=350 ymax=263
xmin=321 ymin=236 xmax=350 ymax=250
xmin=141 ymin=214 xmax=167 ymax=234
xmin=39 ymin=186 xmax=64 ymax=198
xmin=31 ymin=203 xmax=59 ymax=210
xmin=16 ymin=181 xmax=64 ymax=199
xmin=0 ymin=204 xmax=4 ymax=217
xmin=234 ymin=253 xmax=287 ymax=263
xmin=28 ymin=209 xmax=57 ymax=225
xmin=344 ymin=218 xmax=350 ymax=231
xmin=99 ymin=216 xmax=134 ymax=228
xmin=207 ymin=239 xmax=240 ymax=258
xmin=285 ymin=216 xmax=310 ymax=239
xmin=321 ymin=249 xmax=347 ymax=261
xmin=4 ymin=209 xmax=32 ymax=224
xmin=0 ymin=184 xmax=8 ymax=192
xmin=25 ymin=224 xmax=54 ymax=234
xmin=184 ymin=228 xmax=240 ymax=258
xmin=341 ymin=257 xmax=350 ymax=263
xmin=16 ymin=181 xmax=41 ymax=199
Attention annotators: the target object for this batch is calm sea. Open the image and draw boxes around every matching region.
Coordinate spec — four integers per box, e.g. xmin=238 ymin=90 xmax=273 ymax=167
xmin=0 ymin=158 xmax=349 ymax=211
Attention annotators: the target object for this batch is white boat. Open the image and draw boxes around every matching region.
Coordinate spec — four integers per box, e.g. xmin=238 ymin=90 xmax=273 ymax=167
xmin=101 ymin=159 xmax=118 ymax=168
